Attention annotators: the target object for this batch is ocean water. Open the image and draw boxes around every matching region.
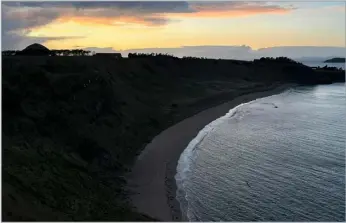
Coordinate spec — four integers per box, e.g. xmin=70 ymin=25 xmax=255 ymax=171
xmin=175 ymin=83 xmax=345 ymax=221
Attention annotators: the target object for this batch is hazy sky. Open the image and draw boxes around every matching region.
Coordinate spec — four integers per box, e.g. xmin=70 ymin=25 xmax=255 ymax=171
xmin=1 ymin=1 xmax=345 ymax=58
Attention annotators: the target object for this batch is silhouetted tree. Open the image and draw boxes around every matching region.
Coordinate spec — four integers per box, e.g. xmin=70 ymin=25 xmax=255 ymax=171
xmin=2 ymin=50 xmax=20 ymax=56
xmin=254 ymin=57 xmax=303 ymax=65
xmin=48 ymin=49 xmax=91 ymax=56
xmin=128 ymin=52 xmax=178 ymax=59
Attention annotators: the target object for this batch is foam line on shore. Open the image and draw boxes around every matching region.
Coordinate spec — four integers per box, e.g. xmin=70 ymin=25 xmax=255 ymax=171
xmin=129 ymin=84 xmax=294 ymax=221
xmin=175 ymin=90 xmax=289 ymax=220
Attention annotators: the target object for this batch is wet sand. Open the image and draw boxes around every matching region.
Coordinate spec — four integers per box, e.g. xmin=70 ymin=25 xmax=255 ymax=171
xmin=127 ymin=84 xmax=293 ymax=221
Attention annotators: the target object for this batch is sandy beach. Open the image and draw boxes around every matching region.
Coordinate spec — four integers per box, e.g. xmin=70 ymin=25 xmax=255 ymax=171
xmin=127 ymin=84 xmax=293 ymax=221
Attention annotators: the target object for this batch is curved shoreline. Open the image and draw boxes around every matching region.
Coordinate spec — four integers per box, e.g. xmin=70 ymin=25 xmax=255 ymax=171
xmin=128 ymin=84 xmax=293 ymax=221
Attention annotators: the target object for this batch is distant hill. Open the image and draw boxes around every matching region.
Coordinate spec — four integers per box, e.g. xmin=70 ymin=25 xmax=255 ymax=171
xmin=324 ymin=58 xmax=345 ymax=63
xmin=295 ymin=56 xmax=332 ymax=63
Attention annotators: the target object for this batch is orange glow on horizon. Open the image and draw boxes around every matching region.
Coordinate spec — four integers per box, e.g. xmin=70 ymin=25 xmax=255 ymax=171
xmin=47 ymin=6 xmax=293 ymax=28
xmin=23 ymin=3 xmax=344 ymax=51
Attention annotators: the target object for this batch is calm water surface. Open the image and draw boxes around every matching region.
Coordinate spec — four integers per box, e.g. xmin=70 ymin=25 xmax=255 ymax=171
xmin=176 ymin=83 xmax=345 ymax=221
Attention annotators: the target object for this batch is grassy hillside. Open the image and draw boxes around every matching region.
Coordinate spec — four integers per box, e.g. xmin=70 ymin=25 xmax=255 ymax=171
xmin=2 ymin=56 xmax=344 ymax=221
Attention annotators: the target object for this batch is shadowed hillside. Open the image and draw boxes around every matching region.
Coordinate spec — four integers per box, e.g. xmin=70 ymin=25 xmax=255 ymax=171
xmin=2 ymin=55 xmax=344 ymax=221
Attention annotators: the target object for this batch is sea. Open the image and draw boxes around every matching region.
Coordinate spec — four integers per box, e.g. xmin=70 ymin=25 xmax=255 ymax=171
xmin=175 ymin=62 xmax=345 ymax=221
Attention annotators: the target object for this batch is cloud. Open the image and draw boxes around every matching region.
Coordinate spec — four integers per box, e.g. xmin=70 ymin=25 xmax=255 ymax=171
xmin=1 ymin=3 xmax=84 ymax=50
xmin=1 ymin=1 xmax=192 ymax=25
xmin=83 ymin=47 xmax=120 ymax=54
xmin=2 ymin=32 xmax=83 ymax=50
xmin=1 ymin=1 xmax=296 ymax=49
xmin=184 ymin=2 xmax=295 ymax=18
xmin=2 ymin=4 xmax=60 ymax=32
xmin=3 ymin=1 xmax=192 ymax=13
xmin=2 ymin=1 xmax=295 ymax=30
xmin=1 ymin=1 xmax=192 ymax=45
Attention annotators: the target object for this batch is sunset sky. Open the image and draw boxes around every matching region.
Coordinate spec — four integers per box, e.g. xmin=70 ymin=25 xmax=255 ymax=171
xmin=1 ymin=1 xmax=345 ymax=58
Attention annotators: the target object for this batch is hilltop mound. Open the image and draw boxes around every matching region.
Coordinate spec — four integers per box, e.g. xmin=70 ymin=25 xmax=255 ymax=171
xmin=19 ymin=43 xmax=51 ymax=56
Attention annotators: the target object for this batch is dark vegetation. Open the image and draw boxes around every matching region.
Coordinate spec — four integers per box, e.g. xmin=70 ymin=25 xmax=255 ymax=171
xmin=2 ymin=49 xmax=93 ymax=57
xmin=128 ymin=52 xmax=177 ymax=58
xmin=312 ymin=65 xmax=344 ymax=71
xmin=324 ymin=57 xmax=345 ymax=63
xmin=254 ymin=57 xmax=304 ymax=64
xmin=2 ymin=54 xmax=345 ymax=221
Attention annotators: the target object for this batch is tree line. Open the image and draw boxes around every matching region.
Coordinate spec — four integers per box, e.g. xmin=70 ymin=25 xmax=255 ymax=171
xmin=128 ymin=52 xmax=178 ymax=59
xmin=6 ymin=49 xmax=338 ymax=71
xmin=50 ymin=49 xmax=93 ymax=56
xmin=2 ymin=49 xmax=94 ymax=56
xmin=127 ymin=53 xmax=215 ymax=60
xmin=254 ymin=57 xmax=301 ymax=64
xmin=316 ymin=65 xmax=344 ymax=71
xmin=2 ymin=51 xmax=20 ymax=56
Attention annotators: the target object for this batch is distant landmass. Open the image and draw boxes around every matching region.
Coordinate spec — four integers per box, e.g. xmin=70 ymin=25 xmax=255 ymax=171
xmin=324 ymin=58 xmax=345 ymax=63
xmin=295 ymin=57 xmax=332 ymax=63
